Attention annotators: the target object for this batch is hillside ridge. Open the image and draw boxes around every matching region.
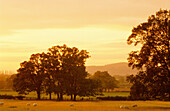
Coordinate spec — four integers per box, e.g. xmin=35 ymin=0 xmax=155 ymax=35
xmin=86 ymin=62 xmax=138 ymax=76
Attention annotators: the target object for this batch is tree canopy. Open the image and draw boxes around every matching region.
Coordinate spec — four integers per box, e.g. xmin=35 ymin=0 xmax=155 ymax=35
xmin=13 ymin=53 xmax=46 ymax=100
xmin=127 ymin=9 xmax=170 ymax=100
xmin=13 ymin=44 xmax=99 ymax=101
xmin=91 ymin=71 xmax=118 ymax=92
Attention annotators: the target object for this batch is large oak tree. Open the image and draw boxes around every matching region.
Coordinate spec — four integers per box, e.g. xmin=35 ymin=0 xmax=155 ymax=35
xmin=127 ymin=9 xmax=170 ymax=100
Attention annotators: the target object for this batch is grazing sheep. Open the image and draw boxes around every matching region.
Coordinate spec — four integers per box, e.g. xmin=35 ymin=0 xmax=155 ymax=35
xmin=8 ymin=106 xmax=17 ymax=108
xmin=70 ymin=103 xmax=74 ymax=106
xmin=0 ymin=102 xmax=4 ymax=105
xmin=120 ymin=105 xmax=123 ymax=109
xmin=26 ymin=103 xmax=31 ymax=106
xmin=33 ymin=103 xmax=37 ymax=106
xmin=132 ymin=104 xmax=137 ymax=107
xmin=124 ymin=106 xmax=129 ymax=109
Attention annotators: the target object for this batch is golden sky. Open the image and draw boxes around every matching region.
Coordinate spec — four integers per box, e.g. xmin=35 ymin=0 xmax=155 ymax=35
xmin=0 ymin=0 xmax=170 ymax=73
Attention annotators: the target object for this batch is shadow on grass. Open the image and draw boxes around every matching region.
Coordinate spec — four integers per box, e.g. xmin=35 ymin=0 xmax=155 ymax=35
xmin=144 ymin=107 xmax=170 ymax=110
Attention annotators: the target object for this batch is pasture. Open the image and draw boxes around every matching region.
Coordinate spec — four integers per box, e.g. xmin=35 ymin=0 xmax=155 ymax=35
xmin=0 ymin=90 xmax=130 ymax=100
xmin=0 ymin=99 xmax=170 ymax=111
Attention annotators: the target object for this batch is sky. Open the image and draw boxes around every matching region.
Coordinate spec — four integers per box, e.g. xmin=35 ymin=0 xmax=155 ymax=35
xmin=0 ymin=0 xmax=170 ymax=73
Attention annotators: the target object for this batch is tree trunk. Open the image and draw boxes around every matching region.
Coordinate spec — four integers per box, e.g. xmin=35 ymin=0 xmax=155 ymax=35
xmin=37 ymin=91 xmax=41 ymax=100
xmin=60 ymin=92 xmax=63 ymax=101
xmin=73 ymin=94 xmax=77 ymax=101
xmin=57 ymin=93 xmax=60 ymax=100
xmin=49 ymin=92 xmax=52 ymax=100
xmin=71 ymin=94 xmax=73 ymax=101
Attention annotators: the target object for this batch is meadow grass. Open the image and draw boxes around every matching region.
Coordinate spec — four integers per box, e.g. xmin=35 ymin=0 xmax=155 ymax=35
xmin=0 ymin=90 xmax=169 ymax=111
xmin=102 ymin=92 xmax=130 ymax=97
xmin=0 ymin=90 xmax=130 ymax=100
xmin=0 ymin=99 xmax=170 ymax=111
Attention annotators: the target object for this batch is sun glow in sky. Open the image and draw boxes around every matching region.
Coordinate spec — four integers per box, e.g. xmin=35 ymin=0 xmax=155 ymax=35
xmin=0 ymin=0 xmax=170 ymax=73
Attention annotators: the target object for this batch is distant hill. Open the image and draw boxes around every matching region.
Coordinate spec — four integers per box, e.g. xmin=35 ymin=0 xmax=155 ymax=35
xmin=86 ymin=62 xmax=138 ymax=76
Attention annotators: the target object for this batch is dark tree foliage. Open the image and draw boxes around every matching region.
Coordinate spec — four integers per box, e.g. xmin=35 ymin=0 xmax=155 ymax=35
xmin=13 ymin=44 xmax=92 ymax=101
xmin=13 ymin=53 xmax=46 ymax=100
xmin=127 ymin=72 xmax=148 ymax=100
xmin=127 ymin=9 xmax=170 ymax=100
xmin=40 ymin=52 xmax=60 ymax=100
xmin=78 ymin=78 xmax=101 ymax=97
xmin=91 ymin=71 xmax=118 ymax=92
xmin=13 ymin=61 xmax=35 ymax=95
xmin=48 ymin=45 xmax=90 ymax=101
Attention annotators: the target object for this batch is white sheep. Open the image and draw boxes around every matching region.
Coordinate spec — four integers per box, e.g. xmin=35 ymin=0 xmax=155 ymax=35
xmin=124 ymin=105 xmax=129 ymax=109
xmin=26 ymin=103 xmax=31 ymax=106
xmin=0 ymin=102 xmax=4 ymax=105
xmin=132 ymin=104 xmax=137 ymax=107
xmin=120 ymin=105 xmax=123 ymax=109
xmin=33 ymin=103 xmax=37 ymax=106
xmin=70 ymin=103 xmax=74 ymax=106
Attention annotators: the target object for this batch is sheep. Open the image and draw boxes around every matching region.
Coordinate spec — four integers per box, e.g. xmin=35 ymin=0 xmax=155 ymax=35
xmin=120 ymin=105 xmax=123 ymax=109
xmin=26 ymin=103 xmax=31 ymax=106
xmin=0 ymin=102 xmax=4 ymax=105
xmin=8 ymin=106 xmax=17 ymax=108
xmin=124 ymin=105 xmax=129 ymax=109
xmin=33 ymin=103 xmax=37 ymax=106
xmin=70 ymin=103 xmax=74 ymax=106
xmin=132 ymin=104 xmax=137 ymax=107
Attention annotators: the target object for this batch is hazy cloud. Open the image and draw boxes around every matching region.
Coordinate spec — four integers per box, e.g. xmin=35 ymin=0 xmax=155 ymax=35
xmin=1 ymin=0 xmax=170 ymax=36
xmin=0 ymin=0 xmax=170 ymax=71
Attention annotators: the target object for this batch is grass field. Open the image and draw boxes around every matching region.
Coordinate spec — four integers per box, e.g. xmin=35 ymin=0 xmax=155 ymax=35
xmin=0 ymin=91 xmax=170 ymax=111
xmin=0 ymin=90 xmax=130 ymax=100
xmin=0 ymin=99 xmax=170 ymax=111
xmin=102 ymin=92 xmax=130 ymax=97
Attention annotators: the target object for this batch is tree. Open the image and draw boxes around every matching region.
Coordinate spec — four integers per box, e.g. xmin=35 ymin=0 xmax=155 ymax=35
xmin=127 ymin=72 xmax=148 ymax=100
xmin=13 ymin=44 xmax=94 ymax=101
xmin=127 ymin=9 xmax=170 ymax=100
xmin=13 ymin=53 xmax=46 ymax=100
xmin=91 ymin=71 xmax=118 ymax=92
xmin=40 ymin=52 xmax=60 ymax=100
xmin=77 ymin=78 xmax=101 ymax=97
xmin=48 ymin=45 xmax=90 ymax=101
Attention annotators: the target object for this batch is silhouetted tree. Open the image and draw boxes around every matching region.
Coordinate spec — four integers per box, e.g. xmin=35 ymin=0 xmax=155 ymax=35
xmin=39 ymin=52 xmax=60 ymax=100
xmin=127 ymin=9 xmax=170 ymax=100
xmin=13 ymin=44 xmax=95 ymax=101
xmin=48 ymin=45 xmax=90 ymax=101
xmin=127 ymin=72 xmax=148 ymax=100
xmin=47 ymin=45 xmax=68 ymax=100
xmin=91 ymin=71 xmax=118 ymax=92
xmin=78 ymin=78 xmax=101 ymax=97
xmin=13 ymin=53 xmax=46 ymax=100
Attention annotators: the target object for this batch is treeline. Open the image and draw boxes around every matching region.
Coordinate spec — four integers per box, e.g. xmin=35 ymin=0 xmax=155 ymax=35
xmin=12 ymin=44 xmax=118 ymax=101
xmin=0 ymin=72 xmax=122 ymax=92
